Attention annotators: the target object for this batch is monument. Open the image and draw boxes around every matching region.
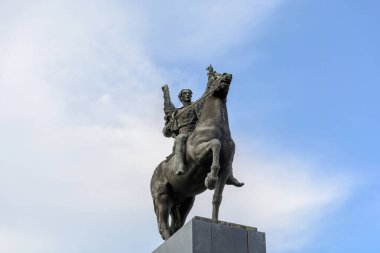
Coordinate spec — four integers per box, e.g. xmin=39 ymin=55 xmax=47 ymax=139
xmin=150 ymin=66 xmax=265 ymax=252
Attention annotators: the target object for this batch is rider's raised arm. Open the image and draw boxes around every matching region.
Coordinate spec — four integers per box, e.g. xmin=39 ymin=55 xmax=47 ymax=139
xmin=162 ymin=84 xmax=176 ymax=122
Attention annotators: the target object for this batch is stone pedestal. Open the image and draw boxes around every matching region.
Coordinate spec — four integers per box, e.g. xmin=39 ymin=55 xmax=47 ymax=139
xmin=152 ymin=216 xmax=266 ymax=253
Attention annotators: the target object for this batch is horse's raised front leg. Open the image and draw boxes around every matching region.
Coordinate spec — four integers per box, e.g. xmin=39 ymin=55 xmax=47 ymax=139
xmin=194 ymin=139 xmax=221 ymax=190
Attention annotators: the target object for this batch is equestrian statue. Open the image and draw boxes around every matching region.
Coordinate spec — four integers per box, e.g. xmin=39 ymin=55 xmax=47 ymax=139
xmin=150 ymin=65 xmax=244 ymax=240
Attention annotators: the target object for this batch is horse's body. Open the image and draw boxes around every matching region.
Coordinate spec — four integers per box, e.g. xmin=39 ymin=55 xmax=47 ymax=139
xmin=150 ymin=73 xmax=236 ymax=240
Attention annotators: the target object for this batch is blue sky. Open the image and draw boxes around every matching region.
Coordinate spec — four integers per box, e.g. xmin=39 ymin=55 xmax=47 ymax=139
xmin=0 ymin=0 xmax=379 ymax=252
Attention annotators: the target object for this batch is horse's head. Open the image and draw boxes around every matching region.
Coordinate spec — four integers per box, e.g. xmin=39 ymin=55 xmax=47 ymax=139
xmin=208 ymin=72 xmax=232 ymax=98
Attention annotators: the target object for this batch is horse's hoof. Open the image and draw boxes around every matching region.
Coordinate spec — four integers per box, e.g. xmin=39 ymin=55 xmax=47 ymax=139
xmin=163 ymin=231 xmax=171 ymax=240
xmin=175 ymin=164 xmax=186 ymax=175
xmin=176 ymin=169 xmax=185 ymax=175
xmin=205 ymin=174 xmax=218 ymax=190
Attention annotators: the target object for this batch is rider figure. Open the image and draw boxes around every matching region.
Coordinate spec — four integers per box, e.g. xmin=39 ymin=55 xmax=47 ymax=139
xmin=162 ymin=66 xmax=244 ymax=186
xmin=163 ymin=89 xmax=198 ymax=175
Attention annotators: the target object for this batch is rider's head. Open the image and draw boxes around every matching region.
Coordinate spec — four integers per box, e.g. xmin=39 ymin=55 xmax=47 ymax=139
xmin=178 ymin=89 xmax=193 ymax=104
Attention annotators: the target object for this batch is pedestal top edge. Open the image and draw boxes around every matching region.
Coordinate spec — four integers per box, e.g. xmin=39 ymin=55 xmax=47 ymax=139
xmin=193 ymin=216 xmax=258 ymax=231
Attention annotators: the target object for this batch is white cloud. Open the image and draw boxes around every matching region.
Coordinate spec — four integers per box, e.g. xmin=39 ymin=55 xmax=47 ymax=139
xmin=0 ymin=1 xmax=353 ymax=252
xmin=0 ymin=228 xmax=55 ymax=253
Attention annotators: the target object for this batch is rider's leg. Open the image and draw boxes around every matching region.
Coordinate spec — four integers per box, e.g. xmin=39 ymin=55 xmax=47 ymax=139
xmin=174 ymin=134 xmax=188 ymax=175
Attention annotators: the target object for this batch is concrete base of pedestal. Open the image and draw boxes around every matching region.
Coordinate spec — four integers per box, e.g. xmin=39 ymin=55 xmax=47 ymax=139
xmin=152 ymin=216 xmax=266 ymax=253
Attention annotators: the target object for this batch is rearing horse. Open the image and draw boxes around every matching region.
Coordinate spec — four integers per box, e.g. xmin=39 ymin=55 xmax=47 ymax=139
xmin=150 ymin=72 xmax=238 ymax=240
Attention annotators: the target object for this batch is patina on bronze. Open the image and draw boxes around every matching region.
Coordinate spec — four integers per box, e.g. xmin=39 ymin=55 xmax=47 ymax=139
xmin=151 ymin=66 xmax=243 ymax=240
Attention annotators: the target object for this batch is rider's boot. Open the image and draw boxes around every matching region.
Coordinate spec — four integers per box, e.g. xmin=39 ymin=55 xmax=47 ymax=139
xmin=226 ymin=169 xmax=244 ymax=187
xmin=174 ymin=134 xmax=187 ymax=175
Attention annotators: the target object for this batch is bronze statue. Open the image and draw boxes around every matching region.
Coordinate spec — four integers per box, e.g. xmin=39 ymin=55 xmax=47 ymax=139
xmin=150 ymin=66 xmax=243 ymax=240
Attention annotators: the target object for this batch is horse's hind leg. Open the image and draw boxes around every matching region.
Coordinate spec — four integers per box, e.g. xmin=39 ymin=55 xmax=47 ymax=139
xmin=155 ymin=193 xmax=172 ymax=240
xmin=169 ymin=196 xmax=195 ymax=235
xmin=151 ymin=162 xmax=173 ymax=240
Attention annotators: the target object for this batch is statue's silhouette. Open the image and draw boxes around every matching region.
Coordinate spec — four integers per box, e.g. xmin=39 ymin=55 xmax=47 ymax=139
xmin=151 ymin=67 xmax=243 ymax=240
